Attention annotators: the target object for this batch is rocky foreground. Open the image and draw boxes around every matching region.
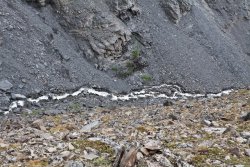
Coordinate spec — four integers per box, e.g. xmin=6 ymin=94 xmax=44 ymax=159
xmin=0 ymin=89 xmax=250 ymax=167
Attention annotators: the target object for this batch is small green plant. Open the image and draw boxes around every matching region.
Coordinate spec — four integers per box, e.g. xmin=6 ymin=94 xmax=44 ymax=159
xmin=92 ymin=157 xmax=113 ymax=166
xmin=112 ymin=47 xmax=147 ymax=78
xmin=141 ymin=74 xmax=152 ymax=82
xmin=73 ymin=140 xmax=114 ymax=155
xmin=131 ymin=49 xmax=140 ymax=60
xmin=111 ymin=67 xmax=118 ymax=72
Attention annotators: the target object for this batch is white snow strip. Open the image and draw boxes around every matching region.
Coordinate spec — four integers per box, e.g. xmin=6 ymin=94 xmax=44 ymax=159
xmin=7 ymin=84 xmax=234 ymax=113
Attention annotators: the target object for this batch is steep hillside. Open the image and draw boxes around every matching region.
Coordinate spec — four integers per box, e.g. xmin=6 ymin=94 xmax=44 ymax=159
xmin=0 ymin=0 xmax=250 ymax=109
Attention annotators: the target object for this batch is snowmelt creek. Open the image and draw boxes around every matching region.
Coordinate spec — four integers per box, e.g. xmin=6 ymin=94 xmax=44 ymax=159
xmin=8 ymin=84 xmax=233 ymax=113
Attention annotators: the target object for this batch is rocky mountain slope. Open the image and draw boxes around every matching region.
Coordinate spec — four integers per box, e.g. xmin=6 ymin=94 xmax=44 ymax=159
xmin=0 ymin=0 xmax=250 ymax=102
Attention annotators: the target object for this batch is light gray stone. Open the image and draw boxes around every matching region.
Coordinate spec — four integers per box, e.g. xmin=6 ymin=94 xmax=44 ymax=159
xmin=81 ymin=121 xmax=100 ymax=132
xmin=64 ymin=161 xmax=84 ymax=167
xmin=0 ymin=80 xmax=13 ymax=91
xmin=202 ymin=127 xmax=227 ymax=134
xmin=245 ymin=149 xmax=250 ymax=156
xmin=11 ymin=93 xmax=26 ymax=100
xmin=241 ymin=132 xmax=250 ymax=139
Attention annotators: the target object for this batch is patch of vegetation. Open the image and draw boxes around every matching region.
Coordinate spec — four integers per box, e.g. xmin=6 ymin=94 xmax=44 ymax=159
xmin=0 ymin=147 xmax=7 ymax=152
xmin=225 ymin=156 xmax=250 ymax=166
xmin=190 ymin=147 xmax=226 ymax=166
xmin=31 ymin=109 xmax=44 ymax=115
xmin=181 ymin=133 xmax=214 ymax=143
xmin=92 ymin=157 xmax=113 ymax=167
xmin=237 ymin=122 xmax=250 ymax=132
xmin=112 ymin=48 xmax=148 ymax=78
xmin=111 ymin=67 xmax=118 ymax=72
xmin=67 ymin=102 xmax=82 ymax=112
xmin=26 ymin=160 xmax=48 ymax=167
xmin=136 ymin=125 xmax=155 ymax=133
xmin=141 ymin=74 xmax=152 ymax=82
xmin=73 ymin=140 xmax=114 ymax=155
xmin=137 ymin=126 xmax=148 ymax=133
xmin=51 ymin=115 xmax=62 ymax=125
xmin=163 ymin=141 xmax=178 ymax=149
xmin=131 ymin=49 xmax=140 ymax=60
xmin=49 ymin=123 xmax=75 ymax=133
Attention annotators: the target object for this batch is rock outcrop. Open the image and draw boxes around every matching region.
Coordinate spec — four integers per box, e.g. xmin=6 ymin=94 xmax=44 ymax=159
xmin=161 ymin=0 xmax=192 ymax=23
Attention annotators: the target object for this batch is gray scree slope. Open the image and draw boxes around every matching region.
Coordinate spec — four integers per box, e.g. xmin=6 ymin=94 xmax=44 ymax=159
xmin=0 ymin=0 xmax=249 ymax=98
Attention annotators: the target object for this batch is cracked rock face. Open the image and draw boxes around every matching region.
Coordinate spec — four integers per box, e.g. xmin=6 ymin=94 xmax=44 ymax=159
xmin=54 ymin=0 xmax=134 ymax=68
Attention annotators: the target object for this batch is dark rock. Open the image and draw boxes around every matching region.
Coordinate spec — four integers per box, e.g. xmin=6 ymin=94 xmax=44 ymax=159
xmin=169 ymin=113 xmax=180 ymax=121
xmin=163 ymin=100 xmax=174 ymax=106
xmin=242 ymin=112 xmax=250 ymax=121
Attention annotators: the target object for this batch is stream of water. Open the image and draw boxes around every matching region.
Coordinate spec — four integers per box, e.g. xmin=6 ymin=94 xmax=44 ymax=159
xmin=7 ymin=84 xmax=233 ymax=114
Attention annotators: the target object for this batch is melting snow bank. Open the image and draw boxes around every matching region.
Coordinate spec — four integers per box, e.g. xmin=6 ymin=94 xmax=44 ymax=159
xmin=6 ymin=84 xmax=233 ymax=114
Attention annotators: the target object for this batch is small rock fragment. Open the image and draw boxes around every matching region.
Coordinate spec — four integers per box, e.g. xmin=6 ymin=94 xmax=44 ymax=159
xmin=202 ymin=127 xmax=227 ymax=134
xmin=11 ymin=93 xmax=26 ymax=100
xmin=154 ymin=154 xmax=174 ymax=167
xmin=83 ymin=153 xmax=99 ymax=160
xmin=163 ymin=100 xmax=174 ymax=106
xmin=120 ymin=148 xmax=137 ymax=167
xmin=245 ymin=149 xmax=250 ymax=156
xmin=81 ymin=120 xmax=100 ymax=132
xmin=229 ymin=148 xmax=241 ymax=157
xmin=241 ymin=132 xmax=250 ymax=139
xmin=144 ymin=140 xmax=161 ymax=151
xmin=236 ymin=137 xmax=247 ymax=144
xmin=47 ymin=147 xmax=57 ymax=153
xmin=136 ymin=152 xmax=143 ymax=160
xmin=225 ymin=155 xmax=231 ymax=160
xmin=60 ymin=151 xmax=71 ymax=159
xmin=39 ymin=132 xmax=54 ymax=140
xmin=113 ymin=146 xmax=125 ymax=167
xmin=140 ymin=147 xmax=150 ymax=156
xmin=202 ymin=120 xmax=212 ymax=126
xmin=211 ymin=121 xmax=219 ymax=127
xmin=146 ymin=160 xmax=161 ymax=167
xmin=32 ymin=119 xmax=46 ymax=131
xmin=68 ymin=143 xmax=75 ymax=150
xmin=242 ymin=112 xmax=250 ymax=121
xmin=64 ymin=161 xmax=84 ymax=167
